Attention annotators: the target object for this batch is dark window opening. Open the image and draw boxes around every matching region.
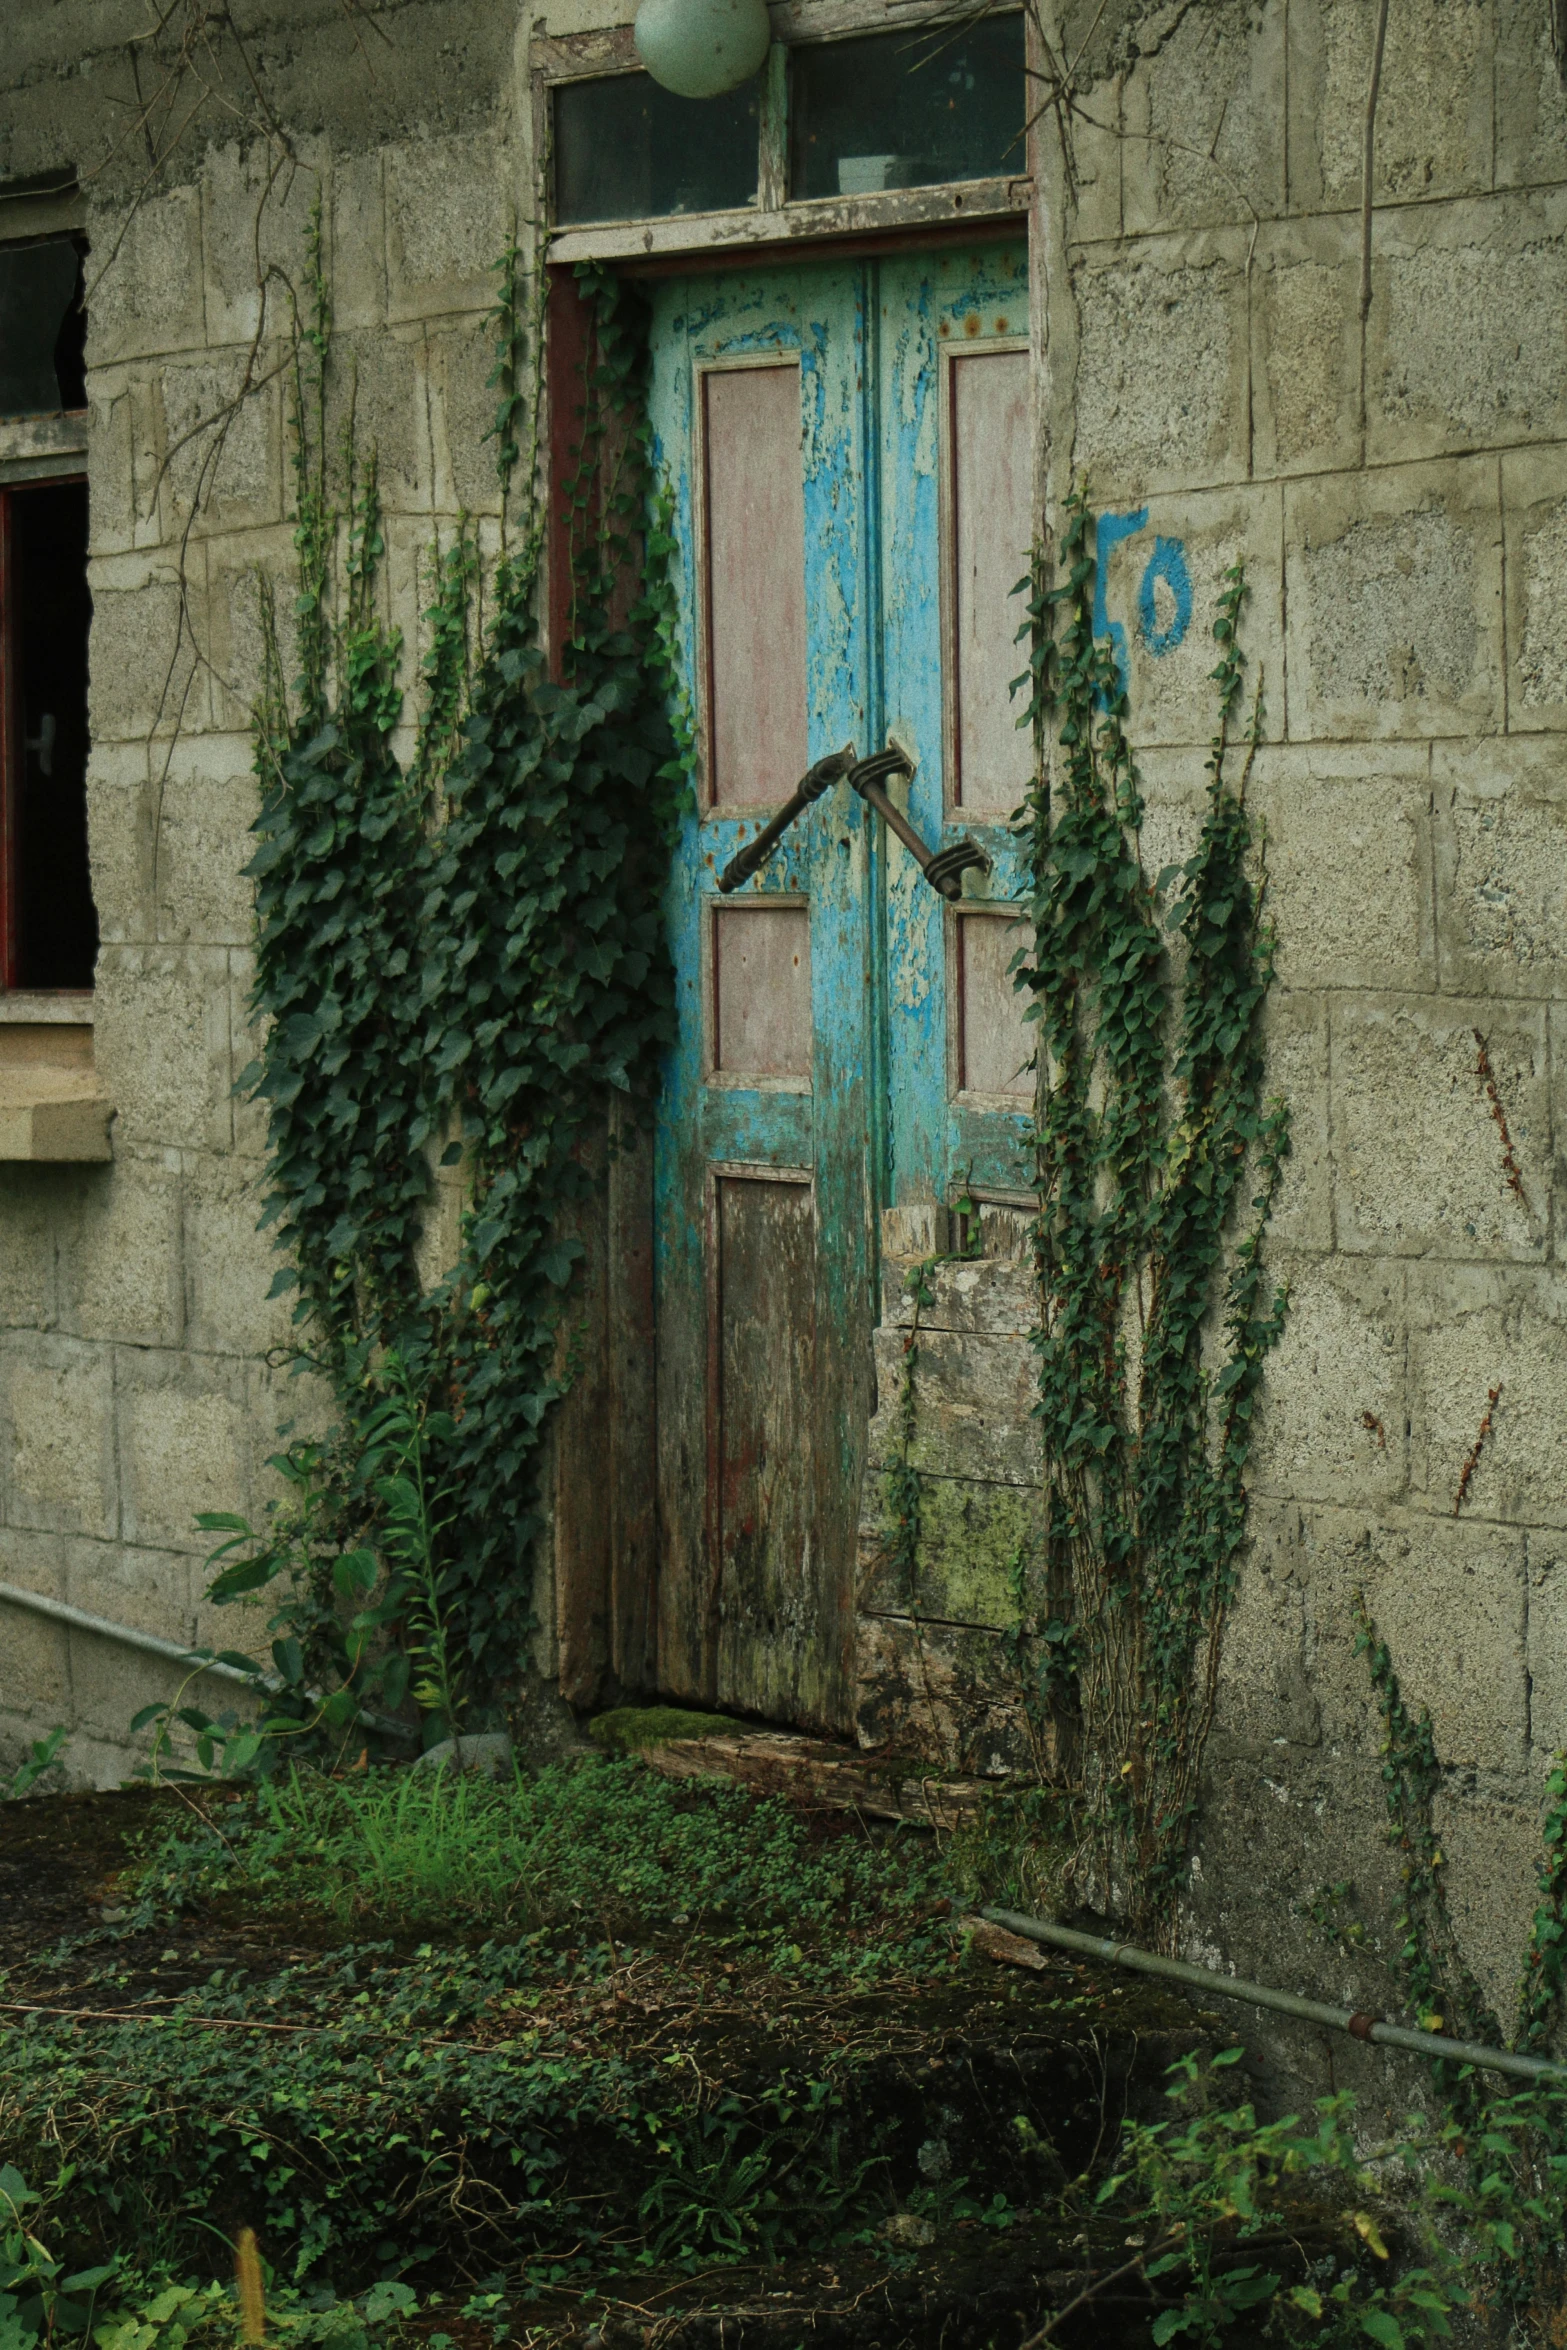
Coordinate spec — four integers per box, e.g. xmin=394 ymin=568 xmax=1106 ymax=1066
xmin=0 ymin=238 xmax=87 ymax=418
xmin=1 ymin=480 xmax=97 ymax=990
xmin=554 ymin=70 xmax=761 ymax=223
xmin=789 ymin=16 xmax=1026 ymax=200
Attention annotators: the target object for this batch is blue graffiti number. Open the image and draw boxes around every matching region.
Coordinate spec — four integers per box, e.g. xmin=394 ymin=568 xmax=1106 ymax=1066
xmin=1091 ymin=507 xmax=1148 ymax=695
xmin=1138 ymin=535 xmax=1193 ymax=658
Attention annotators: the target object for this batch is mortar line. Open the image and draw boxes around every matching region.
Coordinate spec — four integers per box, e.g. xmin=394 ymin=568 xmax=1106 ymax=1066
xmin=1497 ymin=451 xmax=1510 ymax=738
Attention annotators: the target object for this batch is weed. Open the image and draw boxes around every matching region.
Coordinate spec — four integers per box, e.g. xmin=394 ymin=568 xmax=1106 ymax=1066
xmin=3 ymin=1730 xmax=66 ymax=1803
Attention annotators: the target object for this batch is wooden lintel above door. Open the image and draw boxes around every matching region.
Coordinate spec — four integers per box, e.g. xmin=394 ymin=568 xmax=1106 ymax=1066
xmin=547 ymin=179 xmax=1031 ymax=272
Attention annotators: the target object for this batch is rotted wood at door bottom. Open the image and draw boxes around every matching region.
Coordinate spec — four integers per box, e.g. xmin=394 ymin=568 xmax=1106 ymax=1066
xmin=706 ymin=1168 xmax=825 ymax=1722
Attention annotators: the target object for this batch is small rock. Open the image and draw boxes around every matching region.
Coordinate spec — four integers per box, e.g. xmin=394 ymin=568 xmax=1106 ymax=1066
xmin=412 ymin=1732 xmax=515 ymax=1779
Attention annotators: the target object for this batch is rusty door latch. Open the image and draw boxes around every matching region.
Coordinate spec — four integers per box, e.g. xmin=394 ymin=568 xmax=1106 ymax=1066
xmin=717 ymin=742 xmax=990 ymax=901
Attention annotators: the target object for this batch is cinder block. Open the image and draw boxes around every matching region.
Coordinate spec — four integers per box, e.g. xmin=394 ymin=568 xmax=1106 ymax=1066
xmin=227 ymin=950 xmax=270 ymax=1162
xmin=329 ymin=330 xmax=431 ymax=517
xmin=204 ymin=526 xmax=300 ymax=736
xmin=854 ymin=1610 xmax=1031 ymax=1773
xmin=84 ymin=187 xmax=205 ymax=365
xmin=857 ymin=1469 xmax=1042 ymax=1627
xmin=1120 ymin=0 xmax=1286 ymax=236
xmin=156 ymin=353 xmax=283 ymax=536
xmin=881 ymin=1243 xmax=1036 ymax=1338
xmin=330 ymin=149 xmax=389 ymax=331
xmin=1494 ymin=1 xmax=1567 ymax=192
xmin=1503 ymin=443 xmax=1567 ymax=731
xmin=64 ymin=1626 xmax=241 ymax=1757
xmin=69 ymin=1149 xmax=185 ymax=1348
xmin=67 ymin=1538 xmax=193 ymax=1644
xmin=87 ymin=740 xmax=156 ymax=947
xmin=88 ymin=559 xmax=206 ymax=744
xmin=87 ymin=379 xmax=139 ymax=556
xmin=1433 ymin=1782 xmax=1543 ymax=2032
xmin=1249 ymin=1253 xmax=1406 ymax=1507
xmin=1287 ymin=0 xmax=1492 ymax=213
xmin=1102 ymin=483 xmax=1285 ymax=753
xmin=201 ymin=141 xmax=325 ymax=349
xmin=1284 ymin=461 xmax=1504 ymax=741
xmin=1 ymin=1337 xmax=114 ymax=1538
xmin=385 ymin=132 xmax=511 ymax=325
xmin=119 ymin=1356 xmax=249 ymax=1553
xmin=1527 ymin=1538 xmax=1567 ymax=1760
xmin=1248 ymin=742 xmax=1434 ymax=993
xmin=1212 ymin=1536 xmax=1320 ymax=1750
xmin=1062 ymin=73 xmax=1121 ymax=247
xmin=1250 ymin=218 xmax=1359 ymax=480
xmin=0 ymin=1167 xmax=65 ymax=1331
xmin=1298 ymin=1503 xmax=1528 ymax=1774
xmin=1331 ymin=994 xmax=1549 ymax=1262
xmin=1070 ymin=232 xmax=1250 ymax=498
xmin=183 ymin=1151 xmax=293 ymax=1357
xmin=153 ymin=734 xmax=259 ymax=947
xmin=866 ymin=1324 xmax=1039 ymax=1486
xmin=428 ymin=320 xmax=508 ymax=517
xmin=1408 ymin=1264 xmax=1567 ymax=1528
xmin=0 ymin=1524 xmax=72 ymax=1602
xmin=0 ymin=1595 xmax=71 ymax=1717
xmin=1432 ymin=738 xmax=1567 ymax=997
xmin=1369 ymin=192 xmax=1567 ymax=468
xmin=92 ymin=944 xmax=235 ymax=1155
xmin=1259 ymin=989 xmax=1331 ymax=1255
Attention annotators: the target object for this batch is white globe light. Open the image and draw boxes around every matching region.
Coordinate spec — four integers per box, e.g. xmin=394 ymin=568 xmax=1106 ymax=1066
xmin=634 ymin=0 xmax=771 ymax=99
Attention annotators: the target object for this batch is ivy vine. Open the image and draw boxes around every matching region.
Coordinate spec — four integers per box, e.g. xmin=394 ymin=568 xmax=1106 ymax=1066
xmin=227 ymin=209 xmax=688 ymax=1747
xmin=1010 ymin=486 xmax=1291 ymax=1937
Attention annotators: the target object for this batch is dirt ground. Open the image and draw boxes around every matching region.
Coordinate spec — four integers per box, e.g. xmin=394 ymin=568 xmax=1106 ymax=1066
xmin=0 ymin=1785 xmax=1268 ymax=2349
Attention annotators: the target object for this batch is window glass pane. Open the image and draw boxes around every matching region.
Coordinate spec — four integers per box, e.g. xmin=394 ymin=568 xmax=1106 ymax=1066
xmin=0 ymin=242 xmax=84 ymax=418
xmin=555 ymin=71 xmax=761 ymax=223
xmin=790 ymin=15 xmax=1025 ymax=200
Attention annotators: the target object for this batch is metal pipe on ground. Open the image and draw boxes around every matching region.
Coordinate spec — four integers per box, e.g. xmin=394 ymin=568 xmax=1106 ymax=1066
xmin=979 ymin=1905 xmax=1565 ymax=2088
xmin=0 ymin=1579 xmax=417 ymax=1744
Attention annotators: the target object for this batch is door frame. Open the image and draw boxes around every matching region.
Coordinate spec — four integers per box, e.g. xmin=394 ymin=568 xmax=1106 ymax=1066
xmin=534 ymin=12 xmax=1051 ymax=1716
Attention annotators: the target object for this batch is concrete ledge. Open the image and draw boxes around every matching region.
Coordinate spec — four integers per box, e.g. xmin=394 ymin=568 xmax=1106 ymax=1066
xmin=0 ymin=1074 xmax=112 ymax=1159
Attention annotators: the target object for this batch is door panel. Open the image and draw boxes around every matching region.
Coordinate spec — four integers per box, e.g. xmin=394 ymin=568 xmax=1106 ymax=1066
xmin=701 ymin=361 xmax=809 ymax=807
xmin=650 ymin=245 xmax=1031 ymax=1733
xmin=711 ymin=1170 xmax=818 ymax=1716
xmin=710 ymin=900 xmax=812 ymax=1083
xmin=949 ymin=346 xmax=1033 ymax=813
xmin=954 ymin=905 xmax=1034 ymax=1101
xmin=878 ymin=248 xmax=1033 ymax=1208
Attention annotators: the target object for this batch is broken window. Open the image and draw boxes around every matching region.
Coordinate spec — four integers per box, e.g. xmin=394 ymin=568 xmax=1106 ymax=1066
xmin=0 ymin=239 xmax=87 ymax=417
xmin=0 ymin=479 xmax=97 ymax=989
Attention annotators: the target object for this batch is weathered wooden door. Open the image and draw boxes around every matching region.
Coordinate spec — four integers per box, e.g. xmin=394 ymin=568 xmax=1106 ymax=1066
xmin=649 ymin=243 xmax=1033 ymax=1734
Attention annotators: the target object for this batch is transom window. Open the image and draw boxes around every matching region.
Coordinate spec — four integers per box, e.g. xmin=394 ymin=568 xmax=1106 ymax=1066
xmin=551 ymin=13 xmax=1026 ymax=228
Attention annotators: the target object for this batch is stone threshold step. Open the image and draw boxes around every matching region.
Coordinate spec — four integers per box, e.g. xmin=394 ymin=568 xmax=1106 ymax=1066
xmin=588 ymin=1705 xmax=1011 ymax=1828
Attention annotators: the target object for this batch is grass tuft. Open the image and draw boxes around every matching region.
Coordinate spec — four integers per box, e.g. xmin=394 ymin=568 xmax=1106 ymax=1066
xmin=136 ymin=1758 xmax=946 ymax=1945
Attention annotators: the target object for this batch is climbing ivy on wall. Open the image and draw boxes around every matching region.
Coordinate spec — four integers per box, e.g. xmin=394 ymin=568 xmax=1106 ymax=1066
xmin=1011 ymin=487 xmax=1291 ymax=1938
xmin=234 ymin=207 xmax=688 ymax=1740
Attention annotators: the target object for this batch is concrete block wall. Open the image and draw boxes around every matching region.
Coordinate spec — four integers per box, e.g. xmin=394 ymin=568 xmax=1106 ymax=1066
xmin=0 ymin=0 xmax=526 ymax=1781
xmin=1041 ymin=0 xmax=1567 ymax=2069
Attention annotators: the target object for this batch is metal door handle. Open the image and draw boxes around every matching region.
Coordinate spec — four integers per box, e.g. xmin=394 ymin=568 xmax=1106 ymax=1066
xmin=716 ymin=744 xmax=857 ymax=893
xmin=847 ymin=749 xmax=990 ymax=902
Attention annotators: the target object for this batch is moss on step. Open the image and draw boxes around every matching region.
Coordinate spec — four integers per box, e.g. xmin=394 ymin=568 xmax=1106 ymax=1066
xmin=587 ymin=1705 xmax=741 ymax=1756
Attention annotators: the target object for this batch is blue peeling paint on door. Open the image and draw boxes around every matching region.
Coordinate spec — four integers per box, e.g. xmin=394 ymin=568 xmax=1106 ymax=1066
xmin=647 ymin=243 xmax=1030 ymax=1731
